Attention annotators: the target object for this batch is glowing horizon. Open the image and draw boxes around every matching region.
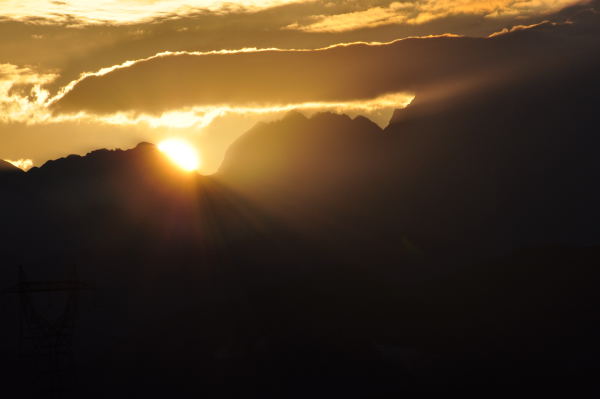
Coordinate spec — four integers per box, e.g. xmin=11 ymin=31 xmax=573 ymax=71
xmin=158 ymin=138 xmax=201 ymax=172
xmin=0 ymin=0 xmax=594 ymax=176
xmin=4 ymin=158 xmax=34 ymax=171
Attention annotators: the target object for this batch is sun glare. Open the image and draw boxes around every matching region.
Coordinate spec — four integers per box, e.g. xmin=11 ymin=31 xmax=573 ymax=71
xmin=157 ymin=139 xmax=200 ymax=172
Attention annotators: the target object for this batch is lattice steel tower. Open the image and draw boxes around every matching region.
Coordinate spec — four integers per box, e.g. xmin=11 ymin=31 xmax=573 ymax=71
xmin=5 ymin=265 xmax=92 ymax=397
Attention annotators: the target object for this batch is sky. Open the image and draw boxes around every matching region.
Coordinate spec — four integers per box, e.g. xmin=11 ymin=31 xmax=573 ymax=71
xmin=0 ymin=0 xmax=596 ymax=173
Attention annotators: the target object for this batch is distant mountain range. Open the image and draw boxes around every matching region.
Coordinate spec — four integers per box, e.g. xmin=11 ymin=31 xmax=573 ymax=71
xmin=219 ymin=53 xmax=600 ymax=258
xmin=1 ymin=36 xmax=600 ymax=395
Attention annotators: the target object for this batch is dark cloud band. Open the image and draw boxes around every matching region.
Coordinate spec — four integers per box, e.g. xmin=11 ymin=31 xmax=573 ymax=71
xmin=51 ymin=12 xmax=600 ymax=117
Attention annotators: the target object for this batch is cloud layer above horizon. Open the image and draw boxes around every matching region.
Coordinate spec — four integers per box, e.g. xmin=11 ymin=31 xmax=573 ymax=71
xmin=0 ymin=0 xmax=598 ymax=172
xmin=0 ymin=0 xmax=585 ymax=26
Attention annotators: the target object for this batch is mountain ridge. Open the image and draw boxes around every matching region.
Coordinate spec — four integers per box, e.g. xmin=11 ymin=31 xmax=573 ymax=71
xmin=0 ymin=159 xmax=23 ymax=174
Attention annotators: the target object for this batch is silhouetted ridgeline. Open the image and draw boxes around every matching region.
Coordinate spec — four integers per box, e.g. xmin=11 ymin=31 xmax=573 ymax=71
xmin=0 ymin=142 xmax=319 ymax=397
xmin=219 ymin=51 xmax=600 ymax=259
xmin=2 ymin=104 xmax=600 ymax=396
xmin=2 ymin=11 xmax=600 ymax=397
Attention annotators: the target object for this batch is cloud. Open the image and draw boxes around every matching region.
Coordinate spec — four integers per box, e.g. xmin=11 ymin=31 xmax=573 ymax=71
xmin=0 ymin=0 xmax=591 ymax=96
xmin=5 ymin=5 xmax=598 ymax=126
xmin=0 ymin=53 xmax=414 ymax=127
xmin=0 ymin=63 xmax=57 ymax=123
xmin=0 ymin=0 xmax=307 ymax=25
xmin=0 ymin=58 xmax=414 ymax=173
xmin=287 ymin=0 xmax=586 ymax=32
xmin=2 ymin=0 xmax=584 ymax=28
xmin=49 ymin=7 xmax=599 ymax=120
xmin=487 ymin=20 xmax=554 ymax=37
xmin=1 ymin=0 xmax=598 ymax=174
xmin=49 ymin=42 xmax=424 ymax=116
xmin=78 ymin=91 xmax=414 ymax=129
xmin=285 ymin=2 xmax=416 ymax=33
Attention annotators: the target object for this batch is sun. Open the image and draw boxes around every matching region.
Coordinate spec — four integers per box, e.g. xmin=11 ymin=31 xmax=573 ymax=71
xmin=157 ymin=139 xmax=201 ymax=172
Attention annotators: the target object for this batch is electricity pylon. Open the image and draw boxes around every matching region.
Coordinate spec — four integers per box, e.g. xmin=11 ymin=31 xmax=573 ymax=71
xmin=4 ymin=265 xmax=92 ymax=397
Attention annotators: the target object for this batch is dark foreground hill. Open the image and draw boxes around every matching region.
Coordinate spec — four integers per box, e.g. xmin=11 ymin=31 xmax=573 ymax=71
xmin=1 ymin=140 xmax=600 ymax=397
xmin=2 ymin=121 xmax=600 ymax=397
xmin=0 ymin=143 xmax=326 ymax=397
xmin=216 ymin=17 xmax=600 ymax=394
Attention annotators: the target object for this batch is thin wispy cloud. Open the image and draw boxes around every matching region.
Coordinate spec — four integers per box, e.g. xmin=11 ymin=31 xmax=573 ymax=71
xmin=286 ymin=0 xmax=585 ymax=32
xmin=0 ymin=0 xmax=307 ymax=25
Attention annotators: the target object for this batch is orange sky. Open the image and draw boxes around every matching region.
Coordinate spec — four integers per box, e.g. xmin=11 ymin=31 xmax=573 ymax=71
xmin=0 ymin=0 xmax=592 ymax=173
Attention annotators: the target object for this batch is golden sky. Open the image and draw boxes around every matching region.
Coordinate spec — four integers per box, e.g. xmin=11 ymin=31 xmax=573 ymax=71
xmin=0 ymin=0 xmax=594 ymax=173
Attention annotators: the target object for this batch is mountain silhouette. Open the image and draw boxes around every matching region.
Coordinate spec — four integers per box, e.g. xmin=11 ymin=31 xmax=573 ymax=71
xmin=3 ymin=51 xmax=600 ymax=395
xmin=0 ymin=142 xmax=367 ymax=398
xmin=219 ymin=48 xmax=600 ymax=260
xmin=2 ymin=133 xmax=600 ymax=397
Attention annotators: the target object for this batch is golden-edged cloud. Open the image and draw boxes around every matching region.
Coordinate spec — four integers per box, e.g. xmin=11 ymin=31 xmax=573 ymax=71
xmin=45 ymin=33 xmax=538 ymax=118
xmin=0 ymin=45 xmax=416 ymax=129
xmin=286 ymin=2 xmax=414 ymax=32
xmin=5 ymin=8 xmax=599 ymax=127
xmin=48 ymin=39 xmax=457 ymax=116
xmin=0 ymin=64 xmax=57 ymax=124
xmin=286 ymin=2 xmax=418 ymax=32
xmin=1 ymin=3 xmax=598 ymax=173
xmin=38 ymin=9 xmax=598 ymax=126
xmin=0 ymin=0 xmax=307 ymax=25
xmin=287 ymin=0 xmax=586 ymax=32
xmin=84 ymin=92 xmax=415 ymax=130
xmin=0 ymin=0 xmax=587 ymax=29
xmin=0 ymin=0 xmax=591 ymax=99
xmin=0 ymin=43 xmax=417 ymax=174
